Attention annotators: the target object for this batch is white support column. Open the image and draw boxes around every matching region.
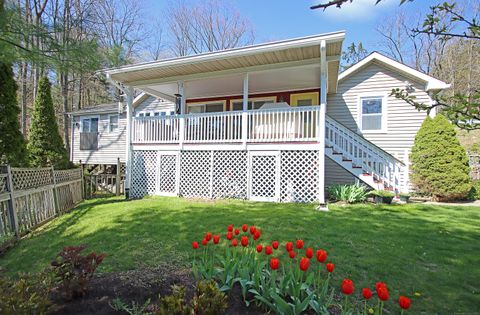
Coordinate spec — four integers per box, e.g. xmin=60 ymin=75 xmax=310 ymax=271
xmin=318 ymin=40 xmax=327 ymax=207
xmin=125 ymin=86 xmax=134 ymax=199
xmin=179 ymin=81 xmax=185 ymax=149
xmin=242 ymin=73 xmax=249 ymax=148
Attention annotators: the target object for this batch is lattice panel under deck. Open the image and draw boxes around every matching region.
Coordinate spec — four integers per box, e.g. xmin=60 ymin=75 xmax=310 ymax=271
xmin=158 ymin=155 xmax=177 ymax=194
xmin=180 ymin=151 xmax=211 ymax=198
xmin=11 ymin=168 xmax=52 ymax=190
xmin=131 ymin=151 xmax=158 ymax=198
xmin=251 ymin=155 xmax=277 ymax=199
xmin=212 ymin=151 xmax=247 ymax=199
xmin=280 ymin=150 xmax=319 ymax=203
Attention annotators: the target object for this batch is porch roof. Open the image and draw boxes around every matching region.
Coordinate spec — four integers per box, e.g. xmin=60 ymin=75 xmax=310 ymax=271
xmin=105 ymin=32 xmax=345 ymax=95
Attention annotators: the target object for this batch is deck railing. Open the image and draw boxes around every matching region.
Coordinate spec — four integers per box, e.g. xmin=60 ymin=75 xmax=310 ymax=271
xmin=132 ymin=106 xmax=321 ymax=144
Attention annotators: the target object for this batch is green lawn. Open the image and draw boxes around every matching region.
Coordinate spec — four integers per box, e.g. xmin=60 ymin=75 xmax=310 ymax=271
xmin=1 ymin=197 xmax=479 ymax=313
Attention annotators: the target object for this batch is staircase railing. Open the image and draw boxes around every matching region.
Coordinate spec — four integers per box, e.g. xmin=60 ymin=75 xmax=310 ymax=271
xmin=325 ymin=116 xmax=405 ymax=191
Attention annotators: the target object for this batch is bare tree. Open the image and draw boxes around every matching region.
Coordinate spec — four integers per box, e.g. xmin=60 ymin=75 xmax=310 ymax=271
xmin=167 ymin=0 xmax=255 ymax=56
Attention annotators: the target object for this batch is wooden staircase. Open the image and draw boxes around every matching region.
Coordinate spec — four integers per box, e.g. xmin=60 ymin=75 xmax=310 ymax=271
xmin=325 ymin=116 xmax=406 ymax=192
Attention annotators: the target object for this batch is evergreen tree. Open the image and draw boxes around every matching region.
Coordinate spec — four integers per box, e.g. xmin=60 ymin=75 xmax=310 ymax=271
xmin=28 ymin=77 xmax=70 ymax=169
xmin=0 ymin=61 xmax=27 ymax=166
xmin=410 ymin=115 xmax=471 ymax=201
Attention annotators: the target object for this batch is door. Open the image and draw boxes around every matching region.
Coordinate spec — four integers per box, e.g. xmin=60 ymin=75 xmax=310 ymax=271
xmin=248 ymin=151 xmax=280 ymax=202
xmin=156 ymin=152 xmax=179 ymax=196
xmin=290 ymin=92 xmax=319 ymax=138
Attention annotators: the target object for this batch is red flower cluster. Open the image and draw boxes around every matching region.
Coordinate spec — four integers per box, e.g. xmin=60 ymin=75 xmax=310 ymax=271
xmin=341 ymin=279 xmax=354 ymax=295
xmin=376 ymin=282 xmax=390 ymax=301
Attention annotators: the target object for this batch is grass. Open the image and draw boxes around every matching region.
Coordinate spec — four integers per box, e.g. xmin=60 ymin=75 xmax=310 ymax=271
xmin=1 ymin=197 xmax=479 ymax=313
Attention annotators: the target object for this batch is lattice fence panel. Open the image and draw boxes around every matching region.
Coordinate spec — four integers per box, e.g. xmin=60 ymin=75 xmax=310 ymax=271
xmin=280 ymin=150 xmax=319 ymax=203
xmin=180 ymin=151 xmax=211 ymax=198
xmin=251 ymin=155 xmax=277 ymax=199
xmin=212 ymin=151 xmax=247 ymax=199
xmin=0 ymin=174 xmax=7 ymax=194
xmin=158 ymin=154 xmax=177 ymax=194
xmin=11 ymin=168 xmax=52 ymax=190
xmin=131 ymin=151 xmax=158 ymax=198
xmin=54 ymin=169 xmax=82 ymax=183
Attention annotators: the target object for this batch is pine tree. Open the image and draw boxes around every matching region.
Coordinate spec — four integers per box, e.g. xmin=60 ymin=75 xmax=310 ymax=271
xmin=0 ymin=61 xmax=28 ymax=166
xmin=28 ymin=77 xmax=70 ymax=169
xmin=410 ymin=115 xmax=471 ymax=201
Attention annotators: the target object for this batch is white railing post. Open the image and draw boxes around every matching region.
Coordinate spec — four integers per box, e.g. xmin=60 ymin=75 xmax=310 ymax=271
xmin=318 ymin=40 xmax=327 ymax=206
xmin=124 ymin=86 xmax=134 ymax=199
xmin=179 ymin=81 xmax=185 ymax=148
xmin=242 ymin=73 xmax=249 ymax=147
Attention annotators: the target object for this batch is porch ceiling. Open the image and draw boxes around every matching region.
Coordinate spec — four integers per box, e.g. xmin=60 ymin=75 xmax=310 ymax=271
xmin=106 ymin=32 xmax=344 ymax=95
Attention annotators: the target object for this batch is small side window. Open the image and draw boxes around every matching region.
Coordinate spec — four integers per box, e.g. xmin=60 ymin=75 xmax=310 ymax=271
xmin=109 ymin=115 xmax=119 ymax=132
xmin=360 ymin=97 xmax=384 ymax=131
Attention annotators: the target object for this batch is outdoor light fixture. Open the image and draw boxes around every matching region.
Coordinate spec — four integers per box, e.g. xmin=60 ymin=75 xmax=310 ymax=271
xmin=174 ymin=93 xmax=182 ymax=114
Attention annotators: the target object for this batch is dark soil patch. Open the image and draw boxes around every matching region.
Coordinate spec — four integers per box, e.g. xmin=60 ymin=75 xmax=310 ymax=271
xmin=49 ymin=265 xmax=266 ymax=315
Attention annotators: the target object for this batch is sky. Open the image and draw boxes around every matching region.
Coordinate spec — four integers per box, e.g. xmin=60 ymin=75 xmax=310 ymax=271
xmin=143 ymin=0 xmax=443 ymax=53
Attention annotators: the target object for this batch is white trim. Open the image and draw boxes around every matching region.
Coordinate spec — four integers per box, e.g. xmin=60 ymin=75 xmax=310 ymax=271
xmin=106 ymin=31 xmax=345 ymax=76
xmin=357 ymin=93 xmax=388 ymax=134
xmin=80 ymin=115 xmax=100 ymax=133
xmin=339 ymin=52 xmax=450 ymax=91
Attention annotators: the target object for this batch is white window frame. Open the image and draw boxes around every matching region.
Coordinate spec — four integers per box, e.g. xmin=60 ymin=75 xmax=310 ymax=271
xmin=108 ymin=114 xmax=119 ymax=132
xmin=357 ymin=93 xmax=388 ymax=133
xmin=80 ymin=115 xmax=100 ymax=133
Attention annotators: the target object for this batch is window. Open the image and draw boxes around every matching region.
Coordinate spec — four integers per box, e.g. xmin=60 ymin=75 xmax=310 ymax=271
xmin=187 ymin=101 xmax=225 ymax=114
xmin=109 ymin=115 xmax=118 ymax=132
xmin=231 ymin=97 xmax=277 ymax=111
xmin=290 ymin=92 xmax=319 ymax=107
xmin=359 ymin=96 xmax=386 ymax=132
xmin=81 ymin=117 xmax=99 ymax=133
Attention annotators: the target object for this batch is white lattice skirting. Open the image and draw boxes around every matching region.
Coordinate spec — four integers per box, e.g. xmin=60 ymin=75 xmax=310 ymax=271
xmin=130 ymin=150 xmax=320 ymax=203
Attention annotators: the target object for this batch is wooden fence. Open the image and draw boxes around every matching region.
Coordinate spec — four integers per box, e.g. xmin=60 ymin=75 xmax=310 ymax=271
xmin=0 ymin=166 xmax=83 ymax=252
xmin=83 ymin=173 xmax=125 ymax=199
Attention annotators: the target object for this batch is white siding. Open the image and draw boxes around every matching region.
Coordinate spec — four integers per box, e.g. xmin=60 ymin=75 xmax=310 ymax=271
xmin=325 ymin=157 xmax=356 ymax=187
xmin=327 ymin=62 xmax=433 ymax=188
xmin=135 ymin=96 xmax=175 ymax=115
xmin=71 ymin=113 xmax=127 ymax=165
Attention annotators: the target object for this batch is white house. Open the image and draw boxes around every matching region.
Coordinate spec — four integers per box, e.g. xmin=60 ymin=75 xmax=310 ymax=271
xmin=95 ymin=31 xmax=448 ymax=205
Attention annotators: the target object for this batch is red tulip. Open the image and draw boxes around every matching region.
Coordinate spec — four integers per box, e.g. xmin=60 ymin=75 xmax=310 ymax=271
xmin=265 ymin=246 xmax=273 ymax=255
xmin=289 ymin=250 xmax=296 ymax=259
xmin=375 ymin=282 xmax=387 ymax=291
xmin=305 ymin=247 xmax=313 ymax=259
xmin=226 ymin=231 xmax=233 ymax=240
xmin=241 ymin=236 xmax=248 ymax=247
xmin=253 ymin=230 xmax=261 ymax=240
xmin=296 ymin=240 xmax=304 ymax=249
xmin=242 ymin=224 xmax=248 ymax=232
xmin=205 ymin=232 xmax=212 ymax=241
xmin=326 ymin=263 xmax=335 ymax=273
xmin=213 ymin=235 xmax=220 ymax=244
xmin=316 ymin=249 xmax=327 ymax=263
xmin=192 ymin=241 xmax=199 ymax=249
xmin=341 ymin=279 xmax=354 ymax=295
xmin=202 ymin=238 xmax=208 ymax=246
xmin=377 ymin=286 xmax=390 ymax=301
xmin=231 ymin=239 xmax=238 ymax=247
xmin=286 ymin=242 xmax=293 ymax=252
xmin=250 ymin=225 xmax=256 ymax=235
xmin=398 ymin=296 xmax=411 ymax=310
xmin=256 ymin=244 xmax=263 ymax=253
xmin=299 ymin=257 xmax=310 ymax=271
xmin=272 ymin=241 xmax=279 ymax=249
xmin=270 ymin=258 xmax=280 ymax=270
xmin=362 ymin=288 xmax=372 ymax=300
xmin=227 ymin=224 xmax=233 ymax=232
xmin=234 ymin=228 xmax=240 ymax=235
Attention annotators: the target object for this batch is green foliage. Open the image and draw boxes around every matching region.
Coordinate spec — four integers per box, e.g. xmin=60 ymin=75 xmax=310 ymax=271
xmin=50 ymin=245 xmax=106 ymax=300
xmin=191 ymin=280 xmax=228 ymax=315
xmin=327 ymin=183 xmax=368 ymax=203
xmin=369 ymin=190 xmax=395 ymax=198
xmin=27 ymin=77 xmax=70 ymax=169
xmin=0 ymin=270 xmax=54 ymax=315
xmin=158 ymin=285 xmax=190 ymax=315
xmin=341 ymin=42 xmax=369 ymax=71
xmin=410 ymin=115 xmax=472 ymax=201
xmin=0 ymin=61 xmax=27 ymax=166
xmin=467 ymin=181 xmax=480 ymax=201
xmin=110 ymin=298 xmax=152 ymax=315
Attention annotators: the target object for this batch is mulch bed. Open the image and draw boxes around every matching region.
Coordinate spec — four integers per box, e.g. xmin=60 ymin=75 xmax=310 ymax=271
xmin=49 ymin=265 xmax=266 ymax=315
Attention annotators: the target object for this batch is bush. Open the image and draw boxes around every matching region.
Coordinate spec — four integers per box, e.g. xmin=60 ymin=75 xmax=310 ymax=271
xmin=468 ymin=181 xmax=480 ymax=200
xmin=0 ymin=270 xmax=54 ymax=315
xmin=326 ymin=183 xmax=368 ymax=203
xmin=51 ymin=245 xmax=106 ymax=300
xmin=410 ymin=115 xmax=471 ymax=201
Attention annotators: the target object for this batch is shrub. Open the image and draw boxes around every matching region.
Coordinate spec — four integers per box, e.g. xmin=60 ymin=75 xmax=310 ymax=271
xmin=410 ymin=115 xmax=471 ymax=201
xmin=0 ymin=270 xmax=54 ymax=315
xmin=326 ymin=183 xmax=368 ymax=203
xmin=51 ymin=245 xmax=106 ymax=300
xmin=191 ymin=280 xmax=228 ymax=315
xmin=467 ymin=181 xmax=480 ymax=200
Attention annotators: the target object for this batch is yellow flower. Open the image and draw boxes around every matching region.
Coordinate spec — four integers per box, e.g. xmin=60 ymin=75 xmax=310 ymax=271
xmin=368 ymin=308 xmax=374 ymax=314
xmin=414 ymin=292 xmax=421 ymax=297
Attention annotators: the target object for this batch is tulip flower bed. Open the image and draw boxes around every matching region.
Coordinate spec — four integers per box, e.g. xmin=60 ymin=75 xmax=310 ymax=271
xmin=192 ymin=224 xmax=412 ymax=314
